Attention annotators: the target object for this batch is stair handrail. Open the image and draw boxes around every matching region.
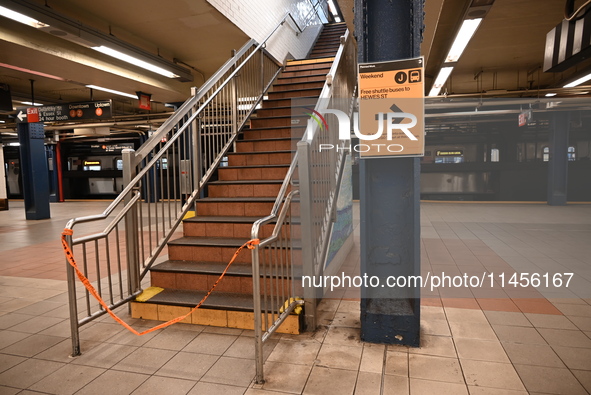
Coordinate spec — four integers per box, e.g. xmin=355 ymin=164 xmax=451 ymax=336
xmin=63 ymin=10 xmax=325 ymax=357
xmin=251 ymin=26 xmax=357 ymax=384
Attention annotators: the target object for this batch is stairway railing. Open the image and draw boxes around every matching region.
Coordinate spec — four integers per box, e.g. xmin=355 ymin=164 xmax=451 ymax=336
xmin=62 ymin=13 xmax=308 ymax=357
xmin=250 ymin=28 xmax=357 ymax=383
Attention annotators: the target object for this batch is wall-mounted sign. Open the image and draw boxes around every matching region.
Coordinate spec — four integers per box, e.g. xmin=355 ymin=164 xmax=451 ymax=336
xmin=16 ymin=100 xmax=112 ymax=123
xmin=90 ymin=143 xmax=134 ymax=152
xmin=137 ymin=92 xmax=152 ymax=111
xmin=357 ymin=57 xmax=424 ymax=158
xmin=436 ymin=150 xmax=464 ymax=156
xmin=518 ymin=109 xmax=532 ymax=127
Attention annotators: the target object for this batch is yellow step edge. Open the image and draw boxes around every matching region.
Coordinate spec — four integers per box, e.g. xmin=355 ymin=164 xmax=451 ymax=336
xmin=287 ymin=57 xmax=335 ymax=66
xmin=135 ymin=287 xmax=164 ymax=302
xmin=182 ymin=210 xmax=195 ymax=220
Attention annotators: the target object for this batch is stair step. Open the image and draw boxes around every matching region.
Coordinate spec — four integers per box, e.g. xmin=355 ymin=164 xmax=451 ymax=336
xmin=208 ymin=178 xmax=289 ymax=198
xmin=276 ymin=73 xmax=327 ymax=85
xmin=183 ymin=215 xmax=301 ymax=238
xmin=256 ymin=106 xmax=310 ymax=118
xmin=217 ymin=164 xmax=290 ymax=181
xmin=311 ymin=49 xmax=338 ymax=56
xmin=130 ymin=291 xmax=302 ymax=333
xmin=242 ymin=127 xmax=305 ymax=140
xmin=267 ymin=88 xmax=322 ymax=100
xmin=250 ymin=115 xmax=309 ymax=128
xmin=313 ymin=41 xmax=343 ymax=48
xmin=272 ymin=80 xmax=325 ymax=92
xmin=284 ymin=59 xmax=334 ymax=72
xmin=194 ymin=197 xmax=299 ymax=217
xmin=236 ymin=137 xmax=300 ymax=152
xmin=167 ymin=235 xmax=302 ymax=263
xmin=138 ymin=288 xmax=255 ymax=310
xmin=261 ymin=97 xmax=318 ymax=108
xmin=150 ymin=260 xmax=302 ymax=294
xmin=226 ymin=150 xmax=293 ymax=166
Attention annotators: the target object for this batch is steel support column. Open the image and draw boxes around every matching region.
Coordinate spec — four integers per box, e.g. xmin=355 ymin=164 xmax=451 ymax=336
xmin=547 ymin=111 xmax=570 ymax=205
xmin=17 ymin=122 xmax=50 ymax=220
xmin=355 ymin=0 xmax=423 ymax=346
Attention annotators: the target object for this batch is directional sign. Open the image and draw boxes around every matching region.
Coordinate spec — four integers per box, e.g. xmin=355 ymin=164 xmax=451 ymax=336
xmin=358 ymin=57 xmax=424 ymax=158
xmin=16 ymin=100 xmax=112 ymax=124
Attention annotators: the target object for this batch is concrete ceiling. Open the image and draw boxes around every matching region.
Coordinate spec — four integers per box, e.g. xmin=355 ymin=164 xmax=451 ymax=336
xmin=0 ymin=0 xmax=249 ymax=116
xmin=0 ymin=0 xmax=588 ymax=133
xmin=423 ymin=0 xmax=591 ymax=97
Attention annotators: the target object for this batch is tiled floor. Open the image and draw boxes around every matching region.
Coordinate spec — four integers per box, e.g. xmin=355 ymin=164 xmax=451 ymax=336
xmin=0 ymin=200 xmax=590 ymax=394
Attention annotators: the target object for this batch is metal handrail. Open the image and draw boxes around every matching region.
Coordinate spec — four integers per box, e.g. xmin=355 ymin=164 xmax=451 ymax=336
xmin=250 ymin=25 xmax=357 ymax=383
xmin=63 ymin=9 xmax=317 ymax=357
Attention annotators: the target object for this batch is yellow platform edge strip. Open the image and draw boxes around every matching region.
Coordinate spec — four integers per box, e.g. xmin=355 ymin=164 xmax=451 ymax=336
xmin=136 ymin=287 xmax=164 ymax=302
xmin=182 ymin=211 xmax=195 ymax=220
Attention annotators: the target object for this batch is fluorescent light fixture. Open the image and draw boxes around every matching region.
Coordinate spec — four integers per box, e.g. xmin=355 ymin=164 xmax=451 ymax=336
xmin=545 ymin=93 xmax=557 ymax=97
xmin=92 ymin=46 xmax=180 ymax=78
xmin=445 ymin=18 xmax=482 ymax=63
xmin=0 ymin=5 xmax=49 ymax=28
xmin=86 ymin=85 xmax=138 ymax=99
xmin=20 ymin=101 xmax=43 ymax=106
xmin=428 ymin=66 xmax=454 ymax=96
xmin=7 ymin=142 xmax=20 ymax=146
xmin=563 ymin=72 xmax=591 ymax=88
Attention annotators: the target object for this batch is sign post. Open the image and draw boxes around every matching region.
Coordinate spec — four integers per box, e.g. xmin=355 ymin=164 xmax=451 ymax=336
xmin=355 ymin=0 xmax=423 ymax=347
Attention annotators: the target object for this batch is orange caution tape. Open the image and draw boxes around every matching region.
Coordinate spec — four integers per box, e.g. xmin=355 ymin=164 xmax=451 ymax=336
xmin=61 ymin=228 xmax=260 ymax=336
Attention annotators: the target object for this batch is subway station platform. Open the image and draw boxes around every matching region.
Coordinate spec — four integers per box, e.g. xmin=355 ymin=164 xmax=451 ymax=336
xmin=0 ymin=200 xmax=590 ymax=394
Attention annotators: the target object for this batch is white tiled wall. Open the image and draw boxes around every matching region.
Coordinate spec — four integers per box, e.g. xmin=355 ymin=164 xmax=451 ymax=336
xmin=207 ymin=0 xmax=325 ymax=62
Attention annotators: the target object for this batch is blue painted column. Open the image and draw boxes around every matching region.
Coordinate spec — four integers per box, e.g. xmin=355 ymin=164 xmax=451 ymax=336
xmin=17 ymin=122 xmax=50 ymax=219
xmin=355 ymin=0 xmax=422 ymax=346
xmin=547 ymin=112 xmax=570 ymax=205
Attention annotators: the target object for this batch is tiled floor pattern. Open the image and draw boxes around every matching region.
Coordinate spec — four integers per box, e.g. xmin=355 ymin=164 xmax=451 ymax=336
xmin=0 ymin=201 xmax=590 ymax=394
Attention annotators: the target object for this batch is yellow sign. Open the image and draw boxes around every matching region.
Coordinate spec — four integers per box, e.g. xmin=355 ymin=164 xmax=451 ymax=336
xmin=358 ymin=57 xmax=425 ymax=158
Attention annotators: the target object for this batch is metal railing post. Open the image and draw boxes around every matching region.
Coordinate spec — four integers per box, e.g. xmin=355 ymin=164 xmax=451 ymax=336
xmin=122 ymin=149 xmax=141 ymax=296
xmin=297 ymin=140 xmax=317 ymax=330
xmin=261 ymin=47 xmax=265 ymax=95
xmin=251 ymin=242 xmax=264 ymax=384
xmin=65 ymin=232 xmax=80 ymax=357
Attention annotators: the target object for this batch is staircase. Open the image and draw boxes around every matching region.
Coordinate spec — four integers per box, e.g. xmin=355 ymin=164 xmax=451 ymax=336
xmin=130 ymin=23 xmax=348 ymax=333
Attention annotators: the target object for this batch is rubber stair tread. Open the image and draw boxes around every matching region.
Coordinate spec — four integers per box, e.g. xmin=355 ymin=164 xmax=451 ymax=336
xmin=219 ymin=164 xmax=290 ymax=169
xmin=276 ymin=73 xmax=328 ymax=81
xmin=249 ymin=115 xmax=309 ymax=121
xmin=237 ymin=136 xmax=302 ymax=142
xmin=183 ymin=215 xmax=301 ymax=224
xmin=242 ymin=125 xmax=306 ymax=131
xmin=145 ymin=288 xmax=255 ymax=311
xmin=226 ymin=150 xmax=293 ymax=155
xmin=269 ymin=87 xmax=322 ymax=93
xmin=273 ymin=80 xmax=325 ymax=88
xmin=208 ymin=180 xmax=285 ymax=185
xmin=151 ymin=260 xmax=303 ymax=277
xmin=168 ymin=236 xmax=254 ymax=247
xmin=197 ymin=197 xmax=280 ymax=202
xmin=168 ymin=236 xmax=303 ymax=248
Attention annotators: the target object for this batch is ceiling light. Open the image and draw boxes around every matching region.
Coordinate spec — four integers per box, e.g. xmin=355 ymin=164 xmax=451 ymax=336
xmin=92 ymin=46 xmax=180 ymax=78
xmin=445 ymin=18 xmax=483 ymax=63
xmin=563 ymin=72 xmax=591 ymax=88
xmin=545 ymin=93 xmax=557 ymax=97
xmin=86 ymin=85 xmax=137 ymax=99
xmin=20 ymin=101 xmax=43 ymax=106
xmin=428 ymin=67 xmax=454 ymax=96
xmin=0 ymin=5 xmax=49 ymax=28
